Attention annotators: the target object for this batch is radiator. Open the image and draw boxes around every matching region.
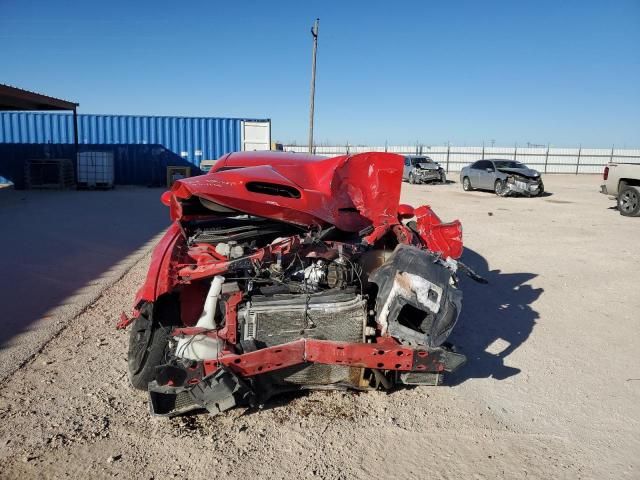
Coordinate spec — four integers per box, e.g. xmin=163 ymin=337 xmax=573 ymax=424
xmin=239 ymin=290 xmax=366 ymax=387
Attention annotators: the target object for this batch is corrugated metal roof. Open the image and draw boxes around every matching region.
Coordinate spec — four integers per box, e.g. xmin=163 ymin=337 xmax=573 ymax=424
xmin=0 ymin=84 xmax=78 ymax=110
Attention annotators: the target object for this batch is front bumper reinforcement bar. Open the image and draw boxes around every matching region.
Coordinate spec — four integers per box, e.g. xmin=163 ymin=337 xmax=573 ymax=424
xmin=147 ymin=339 xmax=466 ymax=417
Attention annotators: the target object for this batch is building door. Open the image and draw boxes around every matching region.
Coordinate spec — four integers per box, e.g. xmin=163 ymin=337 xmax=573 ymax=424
xmin=242 ymin=121 xmax=271 ymax=151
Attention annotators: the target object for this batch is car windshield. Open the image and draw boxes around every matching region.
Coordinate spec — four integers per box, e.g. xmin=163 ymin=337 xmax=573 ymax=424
xmin=411 ymin=157 xmax=432 ymax=165
xmin=494 ymin=161 xmax=526 ymax=169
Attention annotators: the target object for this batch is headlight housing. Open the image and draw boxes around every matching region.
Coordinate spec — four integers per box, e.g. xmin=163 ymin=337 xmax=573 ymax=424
xmin=506 ymin=176 xmax=515 ymax=184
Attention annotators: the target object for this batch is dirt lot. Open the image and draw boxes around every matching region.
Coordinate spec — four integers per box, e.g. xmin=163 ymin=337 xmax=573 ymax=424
xmin=0 ymin=175 xmax=638 ymax=479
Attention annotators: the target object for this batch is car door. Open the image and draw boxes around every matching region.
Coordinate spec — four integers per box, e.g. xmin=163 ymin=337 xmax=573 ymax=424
xmin=481 ymin=160 xmax=498 ymax=189
xmin=474 ymin=160 xmax=485 ymax=188
xmin=468 ymin=161 xmax=481 ymax=186
xmin=473 ymin=160 xmax=489 ymax=188
xmin=403 ymin=157 xmax=411 ymax=180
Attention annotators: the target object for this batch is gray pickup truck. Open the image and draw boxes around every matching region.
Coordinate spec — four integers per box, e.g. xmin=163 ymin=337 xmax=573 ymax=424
xmin=402 ymin=155 xmax=446 ymax=184
xmin=601 ymin=163 xmax=640 ymax=217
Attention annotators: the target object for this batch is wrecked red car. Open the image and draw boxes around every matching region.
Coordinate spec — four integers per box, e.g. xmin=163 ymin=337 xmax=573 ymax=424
xmin=120 ymin=151 xmax=476 ymax=417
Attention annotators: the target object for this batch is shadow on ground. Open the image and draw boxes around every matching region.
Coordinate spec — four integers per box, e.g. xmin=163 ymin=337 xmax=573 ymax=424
xmin=245 ymin=246 xmax=542 ymax=414
xmin=0 ymin=187 xmax=169 ymax=349
xmin=468 ymin=188 xmax=552 ymax=198
xmin=447 ymin=247 xmax=542 ymax=385
xmin=166 ymin=245 xmax=541 ymax=417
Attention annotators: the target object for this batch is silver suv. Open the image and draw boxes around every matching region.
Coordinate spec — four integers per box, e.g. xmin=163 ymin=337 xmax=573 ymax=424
xmin=403 ymin=156 xmax=446 ymax=184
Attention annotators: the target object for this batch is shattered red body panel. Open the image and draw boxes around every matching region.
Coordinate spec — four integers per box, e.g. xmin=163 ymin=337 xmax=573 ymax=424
xmin=124 ymin=151 xmax=467 ymax=417
xmin=136 ymin=152 xmax=462 ymax=305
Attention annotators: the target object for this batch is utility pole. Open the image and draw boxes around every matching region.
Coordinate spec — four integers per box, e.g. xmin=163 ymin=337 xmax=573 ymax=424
xmin=308 ymin=18 xmax=319 ymax=154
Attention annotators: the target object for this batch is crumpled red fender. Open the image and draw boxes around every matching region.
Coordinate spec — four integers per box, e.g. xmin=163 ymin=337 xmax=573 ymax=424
xmin=414 ymin=205 xmax=463 ymax=259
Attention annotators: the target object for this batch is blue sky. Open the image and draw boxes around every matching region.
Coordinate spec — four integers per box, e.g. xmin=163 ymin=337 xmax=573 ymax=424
xmin=1 ymin=0 xmax=639 ymax=147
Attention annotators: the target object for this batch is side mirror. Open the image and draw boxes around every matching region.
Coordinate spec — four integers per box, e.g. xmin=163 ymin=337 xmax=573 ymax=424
xmin=397 ymin=204 xmax=415 ymax=220
xmin=486 ymin=168 xmax=494 ymax=173
xmin=160 ymin=191 xmax=172 ymax=206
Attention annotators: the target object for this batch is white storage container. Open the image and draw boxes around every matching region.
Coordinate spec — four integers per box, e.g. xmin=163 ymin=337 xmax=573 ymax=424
xmin=77 ymin=151 xmax=114 ymax=188
xmin=199 ymin=159 xmax=217 ymax=173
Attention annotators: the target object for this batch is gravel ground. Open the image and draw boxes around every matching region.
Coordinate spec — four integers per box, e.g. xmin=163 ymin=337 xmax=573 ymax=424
xmin=0 ymin=175 xmax=638 ymax=479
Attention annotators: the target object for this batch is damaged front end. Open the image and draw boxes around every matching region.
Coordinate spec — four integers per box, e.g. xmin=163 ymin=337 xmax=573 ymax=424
xmin=120 ymin=151 xmax=476 ymax=417
xmin=413 ymin=165 xmax=442 ymax=183
xmin=499 ymin=170 xmax=544 ymax=197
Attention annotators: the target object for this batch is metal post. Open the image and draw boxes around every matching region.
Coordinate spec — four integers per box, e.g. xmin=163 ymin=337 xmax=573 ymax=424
xmin=544 ymin=144 xmax=549 ymax=174
xmin=446 ymin=143 xmax=450 ymax=173
xmin=72 ymin=107 xmax=79 ymax=156
xmin=308 ymin=19 xmax=319 ymax=154
xmin=513 ymin=143 xmax=517 ymax=161
xmin=481 ymin=142 xmax=485 ymax=160
xmin=610 ymin=145 xmax=615 ymax=163
xmin=575 ymin=146 xmax=582 ymax=174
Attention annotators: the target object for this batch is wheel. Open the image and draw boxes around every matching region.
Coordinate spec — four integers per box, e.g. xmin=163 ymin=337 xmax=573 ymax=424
xmin=537 ymin=180 xmax=545 ymax=196
xmin=409 ymin=173 xmax=417 ymax=184
xmin=618 ymin=186 xmax=640 ymax=217
xmin=494 ymin=179 xmax=505 ymax=196
xmin=440 ymin=171 xmax=447 ymax=184
xmin=462 ymin=177 xmax=473 ymax=191
xmin=127 ymin=297 xmax=178 ymax=390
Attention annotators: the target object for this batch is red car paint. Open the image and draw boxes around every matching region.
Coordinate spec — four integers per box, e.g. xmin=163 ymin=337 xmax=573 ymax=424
xmin=126 ymin=151 xmax=467 ymax=416
xmin=133 ymin=222 xmax=182 ymax=309
xmin=199 ymin=338 xmax=441 ymax=378
xmin=134 ymin=151 xmax=462 ymax=307
xmin=169 ymin=152 xmax=403 ymax=231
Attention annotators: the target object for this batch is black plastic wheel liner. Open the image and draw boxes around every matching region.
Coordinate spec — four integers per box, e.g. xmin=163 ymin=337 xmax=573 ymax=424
xmin=127 ymin=303 xmax=155 ymax=377
xmin=127 ymin=295 xmax=179 ymax=390
xmin=368 ymin=244 xmax=463 ymax=348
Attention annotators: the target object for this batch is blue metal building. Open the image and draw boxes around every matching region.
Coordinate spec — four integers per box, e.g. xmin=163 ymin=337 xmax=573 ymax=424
xmin=0 ymin=112 xmax=271 ymax=187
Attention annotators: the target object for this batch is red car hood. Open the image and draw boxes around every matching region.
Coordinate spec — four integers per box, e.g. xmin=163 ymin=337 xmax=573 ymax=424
xmin=166 ymin=151 xmax=404 ymax=232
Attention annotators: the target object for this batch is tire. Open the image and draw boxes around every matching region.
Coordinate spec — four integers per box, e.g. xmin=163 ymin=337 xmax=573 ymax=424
xmin=494 ymin=179 xmax=505 ymax=196
xmin=462 ymin=176 xmax=473 ymax=191
xmin=537 ymin=180 xmax=545 ymax=196
xmin=618 ymin=186 xmax=640 ymax=217
xmin=127 ymin=297 xmax=178 ymax=390
xmin=409 ymin=173 xmax=417 ymax=184
xmin=440 ymin=171 xmax=447 ymax=184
